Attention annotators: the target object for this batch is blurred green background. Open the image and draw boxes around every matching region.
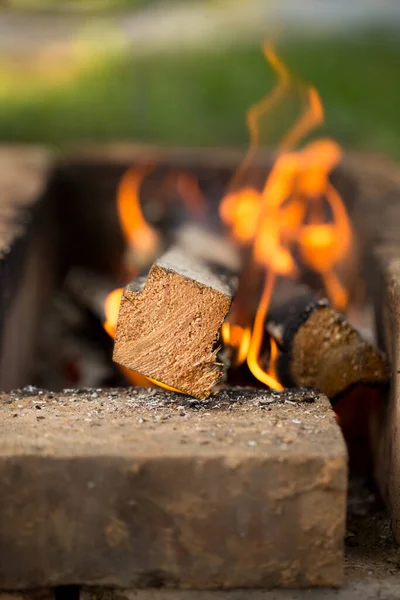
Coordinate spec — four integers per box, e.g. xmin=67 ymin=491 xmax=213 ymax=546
xmin=0 ymin=0 xmax=399 ymax=158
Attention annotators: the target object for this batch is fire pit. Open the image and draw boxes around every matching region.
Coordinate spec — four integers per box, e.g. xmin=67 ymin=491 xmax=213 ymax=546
xmin=0 ymin=44 xmax=398 ymax=598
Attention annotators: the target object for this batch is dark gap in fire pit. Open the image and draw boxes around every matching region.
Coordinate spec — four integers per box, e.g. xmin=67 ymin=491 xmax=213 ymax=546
xmin=54 ymin=586 xmax=80 ymax=600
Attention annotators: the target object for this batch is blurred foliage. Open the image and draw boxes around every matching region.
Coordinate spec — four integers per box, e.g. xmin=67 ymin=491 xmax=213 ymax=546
xmin=4 ymin=0 xmax=146 ymax=10
xmin=0 ymin=31 xmax=399 ymax=157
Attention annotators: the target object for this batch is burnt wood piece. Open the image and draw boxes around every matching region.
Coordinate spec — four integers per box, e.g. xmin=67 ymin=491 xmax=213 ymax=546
xmin=0 ymin=147 xmax=55 ymax=390
xmin=0 ymin=387 xmax=347 ymax=589
xmin=113 ymin=246 xmax=237 ymax=398
xmin=267 ymin=280 xmax=389 ymax=400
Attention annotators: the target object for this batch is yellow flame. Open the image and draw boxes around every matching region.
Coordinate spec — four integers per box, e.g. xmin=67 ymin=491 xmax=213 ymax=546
xmin=246 ymin=272 xmax=283 ymax=390
xmin=117 ymin=167 xmax=159 ymax=271
xmin=220 ymin=42 xmax=352 ymax=389
xmin=221 ymin=323 xmax=252 ymax=367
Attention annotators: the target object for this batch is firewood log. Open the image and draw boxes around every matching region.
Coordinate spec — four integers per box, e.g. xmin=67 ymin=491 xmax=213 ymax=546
xmin=266 ymin=279 xmax=390 ymax=400
xmin=113 ymin=246 xmax=237 ymax=398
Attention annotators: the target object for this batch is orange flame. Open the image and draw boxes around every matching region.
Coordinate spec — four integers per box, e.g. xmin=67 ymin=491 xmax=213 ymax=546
xmin=221 ymin=43 xmax=352 ymax=390
xmin=103 ymin=287 xmax=123 ymax=339
xmin=117 ymin=167 xmax=160 ymax=274
xmin=221 ymin=323 xmax=251 ymax=366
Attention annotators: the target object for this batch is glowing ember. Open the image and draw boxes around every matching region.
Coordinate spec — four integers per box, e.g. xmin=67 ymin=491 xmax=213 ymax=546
xmin=220 ymin=43 xmax=352 ymax=390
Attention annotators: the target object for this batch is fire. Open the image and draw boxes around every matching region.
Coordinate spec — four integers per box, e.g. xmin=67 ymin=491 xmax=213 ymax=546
xmin=103 ymin=287 xmax=123 ymax=338
xmin=220 ymin=44 xmax=352 ymax=390
xmin=103 ymin=41 xmax=352 ymax=396
xmin=117 ymin=167 xmax=160 ymax=274
xmin=221 ymin=323 xmax=251 ymax=366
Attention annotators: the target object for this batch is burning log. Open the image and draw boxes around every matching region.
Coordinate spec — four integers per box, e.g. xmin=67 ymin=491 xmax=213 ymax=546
xmin=113 ymin=245 xmax=237 ymax=398
xmin=267 ymin=280 xmax=390 ymax=400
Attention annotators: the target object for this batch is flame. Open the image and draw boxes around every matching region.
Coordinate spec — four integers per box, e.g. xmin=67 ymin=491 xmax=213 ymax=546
xmin=103 ymin=288 xmax=124 ymax=338
xmin=229 ymin=44 xmax=290 ymax=191
xmin=221 ymin=43 xmax=352 ymax=389
xmin=117 ymin=167 xmax=160 ymax=273
xmin=221 ymin=323 xmax=251 ymax=366
xmin=246 ymin=271 xmax=283 ymax=390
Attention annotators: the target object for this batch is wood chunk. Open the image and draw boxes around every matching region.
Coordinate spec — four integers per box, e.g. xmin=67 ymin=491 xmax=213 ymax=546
xmin=113 ymin=246 xmax=237 ymax=398
xmin=0 ymin=387 xmax=347 ymax=589
xmin=267 ymin=281 xmax=389 ymax=400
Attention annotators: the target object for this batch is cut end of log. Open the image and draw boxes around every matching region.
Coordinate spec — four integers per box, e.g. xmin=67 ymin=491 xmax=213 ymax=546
xmin=287 ymin=302 xmax=390 ymax=399
xmin=113 ymin=247 xmax=236 ymax=399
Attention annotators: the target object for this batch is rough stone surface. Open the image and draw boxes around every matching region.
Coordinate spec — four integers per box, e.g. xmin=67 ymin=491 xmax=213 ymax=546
xmin=79 ymin=577 xmax=400 ymax=600
xmin=370 ymin=255 xmax=400 ymax=544
xmin=0 ymin=146 xmax=55 ymax=390
xmin=0 ymin=146 xmax=51 ymax=254
xmin=0 ymin=387 xmax=346 ymax=590
xmin=0 ymin=592 xmax=52 ymax=600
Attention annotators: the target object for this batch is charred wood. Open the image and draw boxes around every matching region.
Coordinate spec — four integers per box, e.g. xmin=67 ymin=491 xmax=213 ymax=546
xmin=266 ymin=279 xmax=390 ymax=401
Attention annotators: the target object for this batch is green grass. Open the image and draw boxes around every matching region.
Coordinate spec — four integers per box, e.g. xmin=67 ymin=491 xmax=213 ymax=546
xmin=0 ymin=31 xmax=399 ymax=158
xmin=5 ymin=0 xmax=147 ymax=10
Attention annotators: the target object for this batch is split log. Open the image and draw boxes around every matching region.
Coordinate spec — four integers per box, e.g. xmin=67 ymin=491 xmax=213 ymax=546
xmin=113 ymin=246 xmax=237 ymax=398
xmin=266 ymin=279 xmax=390 ymax=400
